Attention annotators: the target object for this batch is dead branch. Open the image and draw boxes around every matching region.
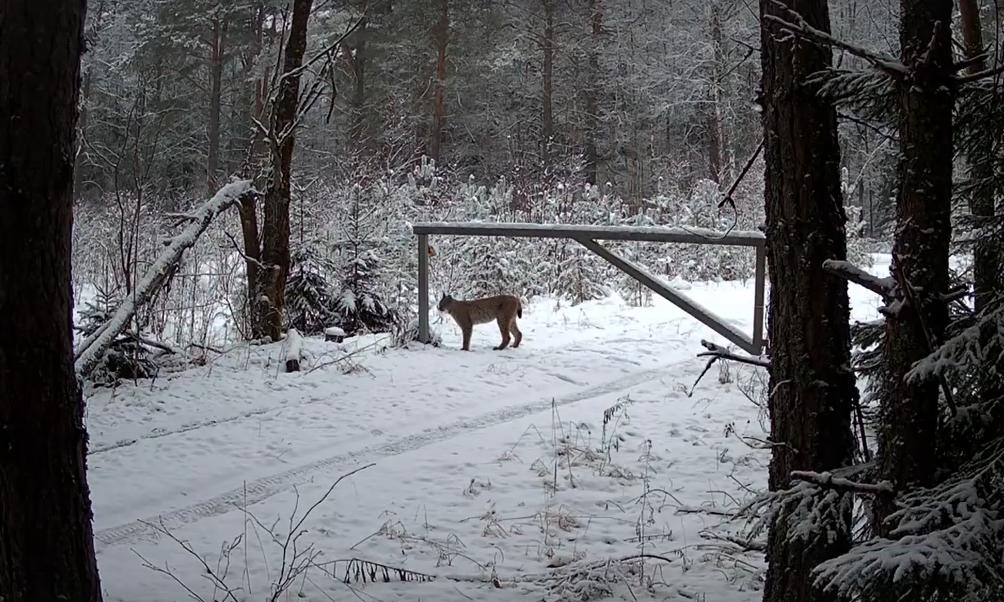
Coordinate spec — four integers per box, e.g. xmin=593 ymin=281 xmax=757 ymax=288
xmin=956 ymin=63 xmax=1004 ymax=83
xmin=689 ymin=339 xmax=769 ymax=396
xmin=675 ymin=505 xmax=738 ymax=517
xmin=133 ymin=549 xmax=209 ymax=602
xmin=121 ymin=330 xmax=179 ymax=355
xmin=619 ymin=553 xmax=678 ymax=565
xmin=790 ymin=470 xmax=894 ymax=496
xmin=698 ymin=530 xmax=767 ymax=552
xmin=698 ymin=340 xmax=770 ymax=368
xmin=224 ymin=230 xmax=270 ymax=271
xmin=764 ymin=3 xmax=908 ymax=77
xmin=822 ymin=258 xmax=895 ymax=299
xmin=271 ymin=17 xmax=366 ymax=101
xmin=136 ymin=519 xmax=242 ymax=602
xmin=304 ymin=336 xmax=390 ymax=374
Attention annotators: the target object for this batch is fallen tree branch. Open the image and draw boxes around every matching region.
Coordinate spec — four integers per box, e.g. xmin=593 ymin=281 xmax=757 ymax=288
xmin=698 ymin=340 xmax=770 ymax=368
xmin=304 ymin=335 xmax=390 ymax=375
xmin=619 ymin=553 xmax=678 ymax=565
xmin=790 ymin=470 xmax=894 ymax=496
xmin=698 ymin=530 xmax=767 ymax=552
xmin=123 ymin=330 xmax=179 ymax=355
xmin=822 ymin=259 xmax=895 ymax=299
xmin=75 ymin=180 xmax=252 ymax=377
xmin=689 ymin=340 xmax=769 ymax=396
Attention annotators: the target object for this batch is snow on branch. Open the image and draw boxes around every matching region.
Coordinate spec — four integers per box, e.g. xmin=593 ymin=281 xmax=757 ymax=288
xmin=823 ymin=259 xmax=895 ymax=299
xmin=75 ymin=180 xmax=253 ymax=378
xmin=813 ymin=512 xmax=1004 ymax=599
xmin=888 ymin=437 xmax=1004 ymax=537
xmin=814 ymin=438 xmax=1004 ymax=599
xmin=743 ymin=481 xmax=853 ymax=551
xmin=698 ymin=340 xmax=770 ymax=368
xmin=764 ymin=2 xmax=908 ymax=76
xmin=689 ymin=339 xmax=769 ymax=396
xmin=906 ymin=303 xmax=1004 ymax=384
xmin=956 ymin=63 xmax=1004 ymax=83
xmin=790 ymin=470 xmax=894 ymax=497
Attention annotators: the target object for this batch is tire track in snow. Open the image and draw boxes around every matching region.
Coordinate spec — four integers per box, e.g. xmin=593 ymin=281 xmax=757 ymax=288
xmin=89 ymin=407 xmax=277 ymax=455
xmin=93 ymin=360 xmax=688 ymax=549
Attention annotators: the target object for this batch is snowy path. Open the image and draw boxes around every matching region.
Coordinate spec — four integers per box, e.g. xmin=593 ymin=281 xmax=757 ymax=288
xmin=86 ymin=260 xmax=887 ymax=601
xmin=93 ymin=360 xmax=687 ymax=548
xmin=85 ymin=294 xmax=718 ymax=537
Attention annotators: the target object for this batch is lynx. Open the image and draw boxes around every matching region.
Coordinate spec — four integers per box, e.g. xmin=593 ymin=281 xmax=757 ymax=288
xmin=438 ymin=293 xmax=523 ymax=351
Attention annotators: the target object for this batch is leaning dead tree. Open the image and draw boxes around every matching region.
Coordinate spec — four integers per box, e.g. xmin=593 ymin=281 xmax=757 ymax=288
xmin=74 ymin=179 xmax=253 ymax=378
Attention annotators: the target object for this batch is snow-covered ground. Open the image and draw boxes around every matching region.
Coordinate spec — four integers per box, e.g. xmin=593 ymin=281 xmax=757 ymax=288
xmin=87 ymin=255 xmax=888 ymax=602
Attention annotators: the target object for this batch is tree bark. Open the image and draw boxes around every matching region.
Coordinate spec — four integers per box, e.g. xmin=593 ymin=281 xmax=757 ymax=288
xmin=74 ymin=67 xmax=93 ymax=199
xmin=759 ymin=1 xmax=858 ymax=601
xmin=347 ymin=9 xmax=369 ymax=148
xmin=429 ymin=0 xmax=450 ymax=164
xmin=238 ymin=194 xmax=266 ymax=339
xmin=957 ymin=0 xmax=1003 ymax=430
xmin=707 ymin=2 xmax=728 ymax=186
xmin=583 ymin=0 xmax=603 ymax=185
xmin=542 ymin=0 xmax=555 ymax=171
xmin=0 ymin=2 xmax=103 ymax=601
xmin=207 ymin=14 xmax=226 ymax=195
xmin=260 ymin=0 xmax=315 ymax=341
xmin=878 ymin=0 xmax=954 ymax=510
xmin=958 ymin=0 xmax=998 ymax=313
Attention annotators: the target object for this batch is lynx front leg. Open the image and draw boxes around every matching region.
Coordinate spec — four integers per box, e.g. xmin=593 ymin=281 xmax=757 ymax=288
xmin=494 ymin=317 xmax=511 ymax=350
xmin=461 ymin=324 xmax=473 ymax=351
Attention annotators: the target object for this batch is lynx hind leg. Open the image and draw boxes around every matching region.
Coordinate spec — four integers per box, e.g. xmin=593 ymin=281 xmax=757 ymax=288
xmin=509 ymin=316 xmax=522 ymax=348
xmin=493 ymin=316 xmax=511 ymax=350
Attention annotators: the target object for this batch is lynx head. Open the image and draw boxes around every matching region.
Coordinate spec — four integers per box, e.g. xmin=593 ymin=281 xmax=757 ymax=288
xmin=437 ymin=292 xmax=454 ymax=312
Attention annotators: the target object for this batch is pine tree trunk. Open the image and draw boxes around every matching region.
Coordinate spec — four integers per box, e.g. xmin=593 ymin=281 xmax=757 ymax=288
xmin=429 ymin=0 xmax=449 ymax=164
xmin=207 ymin=15 xmax=226 ymax=195
xmin=0 ymin=2 xmax=103 ymax=601
xmin=73 ymin=68 xmax=93 ymax=199
xmin=957 ymin=0 xmax=1003 ymax=423
xmin=958 ymin=0 xmax=998 ymax=313
xmin=707 ymin=2 xmax=728 ymax=186
xmin=759 ymin=1 xmax=858 ymax=600
xmin=260 ymin=0 xmax=315 ymax=341
xmin=349 ymin=11 xmax=369 ymax=148
xmin=236 ymin=2 xmax=267 ymax=340
xmin=878 ymin=0 xmax=953 ymax=512
xmin=542 ymin=0 xmax=555 ymax=171
xmin=238 ymin=194 xmax=266 ymax=338
xmin=583 ymin=0 xmax=602 ymax=185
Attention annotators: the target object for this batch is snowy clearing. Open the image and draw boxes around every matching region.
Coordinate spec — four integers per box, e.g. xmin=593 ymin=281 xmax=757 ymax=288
xmin=87 ymin=255 xmax=888 ymax=602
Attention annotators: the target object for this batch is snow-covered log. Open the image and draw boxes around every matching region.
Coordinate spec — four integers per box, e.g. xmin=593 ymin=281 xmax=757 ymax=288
xmin=74 ymin=180 xmax=253 ymax=377
xmin=284 ymin=328 xmax=303 ymax=372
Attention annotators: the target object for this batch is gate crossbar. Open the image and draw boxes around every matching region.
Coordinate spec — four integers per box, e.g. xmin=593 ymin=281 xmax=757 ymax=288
xmin=412 ymin=222 xmax=766 ymax=356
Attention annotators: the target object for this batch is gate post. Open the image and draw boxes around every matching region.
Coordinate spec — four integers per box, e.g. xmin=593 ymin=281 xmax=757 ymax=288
xmin=417 ymin=234 xmax=430 ymax=343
